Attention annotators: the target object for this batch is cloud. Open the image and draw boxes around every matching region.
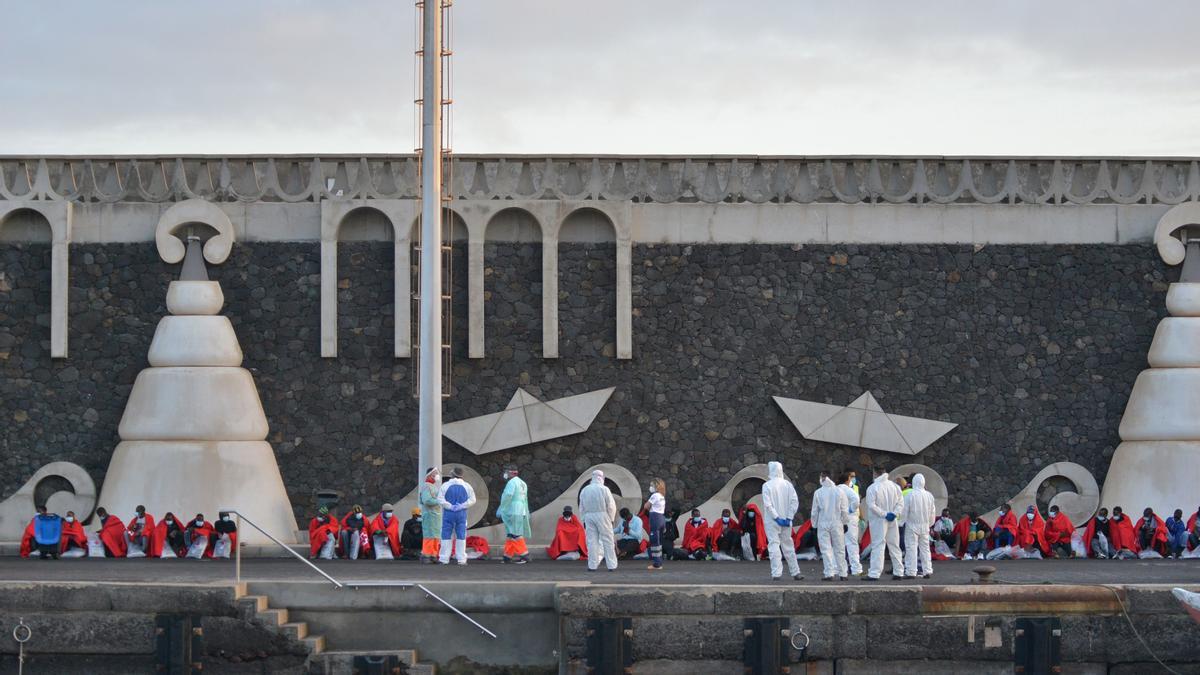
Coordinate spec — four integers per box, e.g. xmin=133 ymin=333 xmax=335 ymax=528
xmin=1 ymin=0 xmax=1198 ymax=155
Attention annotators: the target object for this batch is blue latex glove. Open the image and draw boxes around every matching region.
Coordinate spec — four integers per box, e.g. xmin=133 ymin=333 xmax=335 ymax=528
xmin=885 ymin=512 xmax=896 ymax=522
xmin=774 ymin=517 xmax=791 ymax=527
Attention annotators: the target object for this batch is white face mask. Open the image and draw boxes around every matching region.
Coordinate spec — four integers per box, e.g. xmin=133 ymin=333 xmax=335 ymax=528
xmin=649 ymin=485 xmax=657 ymax=494
xmin=383 ymin=511 xmax=393 ymax=518
xmin=66 ymin=516 xmax=75 ymax=523
xmin=563 ymin=515 xmax=572 ymax=521
xmin=195 ymin=519 xmax=204 ymax=526
xmin=1049 ymin=512 xmax=1058 ymax=519
xmin=748 ymin=512 xmax=755 ymax=518
xmin=722 ymin=517 xmax=730 ymax=523
xmin=1026 ymin=513 xmax=1035 ymax=521
xmin=692 ymin=517 xmax=702 ymax=524
xmin=222 ymin=516 xmax=231 ymax=522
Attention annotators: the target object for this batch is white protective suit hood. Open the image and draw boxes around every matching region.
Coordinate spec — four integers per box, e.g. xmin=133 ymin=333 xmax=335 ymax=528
xmin=768 ymin=461 xmax=784 ymax=480
xmin=820 ymin=475 xmax=836 ymax=489
xmin=912 ymin=474 xmax=925 ymax=491
xmin=592 ymin=470 xmax=605 ymax=485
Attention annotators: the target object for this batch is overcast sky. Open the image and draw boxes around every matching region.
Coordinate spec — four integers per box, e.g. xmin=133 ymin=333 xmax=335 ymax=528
xmin=2 ymin=1 xmax=1198 ymax=156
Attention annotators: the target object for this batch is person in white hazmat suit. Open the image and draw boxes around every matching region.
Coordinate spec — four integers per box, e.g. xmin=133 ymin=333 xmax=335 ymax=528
xmin=762 ymin=461 xmax=804 ymax=581
xmin=838 ymin=471 xmax=863 ymax=576
xmin=865 ymin=466 xmax=905 ymax=580
xmin=902 ymin=473 xmax=937 ymax=578
xmin=579 ymin=469 xmax=619 ymax=571
xmin=811 ymin=471 xmax=849 ymax=581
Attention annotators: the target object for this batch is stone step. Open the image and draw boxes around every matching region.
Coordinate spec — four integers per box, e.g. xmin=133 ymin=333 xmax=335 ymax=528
xmin=233 ymin=582 xmax=248 ymax=598
xmin=409 ymin=663 xmax=436 ymax=675
xmin=237 ymin=594 xmax=269 ymax=613
xmin=280 ymin=621 xmax=309 ymax=640
xmin=303 ymin=635 xmax=326 ymax=655
xmin=257 ymin=607 xmax=288 ymax=626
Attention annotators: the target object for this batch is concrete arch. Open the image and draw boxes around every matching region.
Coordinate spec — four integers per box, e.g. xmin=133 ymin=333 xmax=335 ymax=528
xmin=558 ymin=204 xmax=633 ymax=359
xmin=155 ymin=199 xmax=235 ymax=265
xmin=479 ymin=206 xmax=558 ymax=358
xmin=0 ymin=201 xmax=72 ymax=358
xmin=319 ymin=199 xmax=418 ymax=358
xmin=1154 ymin=202 xmax=1200 ymax=266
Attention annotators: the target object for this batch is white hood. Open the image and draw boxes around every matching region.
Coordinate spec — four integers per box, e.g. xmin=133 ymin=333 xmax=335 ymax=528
xmin=912 ymin=473 xmax=926 ymax=491
xmin=592 ymin=469 xmax=605 ymax=485
xmin=768 ymin=461 xmax=784 ymax=480
xmin=820 ymin=475 xmax=836 ymax=489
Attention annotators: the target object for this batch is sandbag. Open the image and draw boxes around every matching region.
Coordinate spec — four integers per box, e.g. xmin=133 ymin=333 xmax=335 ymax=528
xmin=317 ymin=536 xmax=336 ymax=560
xmin=1071 ymin=531 xmax=1088 ymax=558
xmin=740 ymin=533 xmax=755 ymax=561
xmin=371 ymin=534 xmax=393 ymax=560
xmin=86 ymin=534 xmax=107 ymax=558
xmin=1138 ymin=549 xmax=1163 ymax=560
xmin=556 ymin=551 xmax=581 ymax=561
xmin=213 ymin=535 xmax=232 ymax=559
xmin=933 ymin=540 xmax=956 ymax=559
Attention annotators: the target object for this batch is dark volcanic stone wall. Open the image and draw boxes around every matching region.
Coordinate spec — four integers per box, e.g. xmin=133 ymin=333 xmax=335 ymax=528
xmin=0 ymin=241 xmax=1171 ymax=523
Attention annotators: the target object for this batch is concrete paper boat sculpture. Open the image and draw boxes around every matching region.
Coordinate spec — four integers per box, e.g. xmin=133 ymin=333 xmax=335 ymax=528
xmin=773 ymin=391 xmax=956 ymax=456
xmin=444 ymin=387 xmax=615 ymax=455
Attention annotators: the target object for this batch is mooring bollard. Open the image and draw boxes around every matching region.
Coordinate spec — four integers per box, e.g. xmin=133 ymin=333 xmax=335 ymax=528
xmin=973 ymin=565 xmax=997 ymax=584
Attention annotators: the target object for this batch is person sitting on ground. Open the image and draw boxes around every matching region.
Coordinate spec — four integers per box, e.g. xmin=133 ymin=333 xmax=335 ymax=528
xmin=708 ymin=508 xmax=742 ymax=559
xmin=1189 ymin=506 xmax=1200 ymax=553
xmin=1043 ymin=506 xmax=1075 ymax=558
xmin=60 ymin=510 xmax=87 ymax=557
xmin=662 ymin=508 xmax=682 ymax=561
xmin=400 ymin=507 xmax=424 ymax=560
xmin=1135 ymin=507 xmax=1168 ymax=557
xmin=213 ymin=511 xmax=238 ymax=559
xmin=185 ymin=514 xmax=215 ymax=558
xmin=991 ymin=503 xmax=1018 ymax=548
xmin=791 ymin=513 xmax=816 ymax=554
xmin=20 ymin=506 xmax=63 ymax=560
xmin=94 ymin=507 xmax=128 ymax=558
xmin=960 ymin=512 xmax=991 ymax=560
xmin=154 ymin=512 xmax=186 ymax=558
xmin=739 ymin=503 xmax=767 ymax=560
xmin=1082 ymin=508 xmax=1113 ymax=559
xmin=369 ymin=503 xmax=400 ymax=560
xmin=932 ymin=509 xmax=955 ymax=548
xmin=1108 ymin=506 xmax=1138 ymax=557
xmin=1165 ymin=509 xmax=1189 ymax=559
xmin=681 ymin=509 xmax=711 ymax=560
xmin=1016 ymin=506 xmax=1050 ymax=557
xmin=340 ymin=505 xmax=372 ymax=560
xmin=547 ymin=506 xmax=588 ymax=560
xmin=309 ymin=506 xmax=340 ymax=560
xmin=614 ymin=508 xmax=646 ymax=559
xmin=126 ymin=505 xmax=156 ymax=555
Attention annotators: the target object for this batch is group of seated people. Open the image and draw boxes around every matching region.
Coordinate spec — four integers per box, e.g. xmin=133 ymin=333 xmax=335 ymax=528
xmin=545 ymin=499 xmax=1200 ymax=563
xmin=306 ymin=504 xmax=491 ymax=561
xmin=19 ymin=505 xmax=238 ymax=560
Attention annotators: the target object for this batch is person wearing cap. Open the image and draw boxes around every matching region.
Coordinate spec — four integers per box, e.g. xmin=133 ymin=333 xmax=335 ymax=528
xmin=309 ymin=505 xmax=340 ymax=560
xmin=371 ymin=503 xmax=401 ymax=560
xmin=437 ymin=467 xmax=478 ymax=565
xmin=420 ymin=467 xmax=443 ymax=563
xmin=401 ymin=507 xmax=423 ymax=559
xmin=340 ymin=505 xmax=371 ymax=560
xmin=498 ymin=465 xmax=532 ymax=564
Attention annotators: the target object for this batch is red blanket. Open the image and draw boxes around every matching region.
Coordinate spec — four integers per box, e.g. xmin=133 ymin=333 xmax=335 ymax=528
xmin=369 ymin=512 xmax=401 ymax=558
xmin=546 ymin=517 xmax=588 ymax=559
xmin=98 ymin=516 xmax=128 ymax=557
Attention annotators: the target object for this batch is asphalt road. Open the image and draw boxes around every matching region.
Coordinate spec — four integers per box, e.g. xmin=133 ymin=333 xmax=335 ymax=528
xmin=2 ymin=556 xmax=1199 ymax=587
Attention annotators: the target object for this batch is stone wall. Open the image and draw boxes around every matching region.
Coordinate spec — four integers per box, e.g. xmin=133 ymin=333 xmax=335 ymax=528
xmin=0 ymin=241 xmax=1171 ymax=523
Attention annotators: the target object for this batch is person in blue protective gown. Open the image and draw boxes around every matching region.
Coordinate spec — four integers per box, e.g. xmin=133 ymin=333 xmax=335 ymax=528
xmin=437 ymin=467 xmax=477 ymax=566
xmin=498 ymin=464 xmax=532 ymax=564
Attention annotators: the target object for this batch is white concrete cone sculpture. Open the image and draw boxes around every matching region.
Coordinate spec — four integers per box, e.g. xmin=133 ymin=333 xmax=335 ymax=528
xmin=1100 ymin=215 xmax=1200 ymax=518
xmin=97 ymin=235 xmax=298 ymax=544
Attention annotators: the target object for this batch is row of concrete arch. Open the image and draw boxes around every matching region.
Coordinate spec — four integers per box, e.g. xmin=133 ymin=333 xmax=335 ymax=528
xmin=0 ymin=198 xmax=634 ymax=361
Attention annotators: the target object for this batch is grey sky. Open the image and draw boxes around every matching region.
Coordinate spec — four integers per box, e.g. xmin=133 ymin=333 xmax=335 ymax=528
xmin=2 ymin=1 xmax=1198 ymax=155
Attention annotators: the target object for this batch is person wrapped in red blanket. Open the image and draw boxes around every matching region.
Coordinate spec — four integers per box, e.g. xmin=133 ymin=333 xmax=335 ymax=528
xmin=152 ymin=512 xmax=187 ymax=558
xmin=309 ymin=506 xmax=340 ymax=560
xmin=708 ymin=509 xmax=742 ymax=559
xmin=1135 ymin=508 xmax=1169 ymax=557
xmin=340 ymin=505 xmax=373 ymax=560
xmin=125 ymin=505 xmax=156 ymax=556
xmin=60 ymin=511 xmax=88 ymax=556
xmin=369 ymin=504 xmax=401 ymax=560
xmin=739 ymin=504 xmax=767 ymax=560
xmin=212 ymin=512 xmax=238 ymax=559
xmin=1042 ymin=506 xmax=1075 ymax=558
xmin=547 ymin=507 xmax=588 ymax=560
xmin=681 ymin=509 xmax=711 ymax=560
xmin=1016 ymin=506 xmax=1050 ymax=557
xmin=94 ymin=507 xmax=128 ymax=558
xmin=184 ymin=514 xmax=215 ymax=559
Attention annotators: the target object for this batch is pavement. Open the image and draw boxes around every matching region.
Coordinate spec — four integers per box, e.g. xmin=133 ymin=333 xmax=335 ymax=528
xmin=1 ymin=556 xmax=1198 ymax=587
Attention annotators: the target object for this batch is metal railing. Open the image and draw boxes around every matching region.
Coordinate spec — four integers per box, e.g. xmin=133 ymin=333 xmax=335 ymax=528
xmin=225 ymin=510 xmax=495 ymax=639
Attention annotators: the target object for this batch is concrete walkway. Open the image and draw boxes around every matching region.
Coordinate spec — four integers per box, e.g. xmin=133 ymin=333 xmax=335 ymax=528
xmin=1 ymin=557 xmax=1198 ymax=587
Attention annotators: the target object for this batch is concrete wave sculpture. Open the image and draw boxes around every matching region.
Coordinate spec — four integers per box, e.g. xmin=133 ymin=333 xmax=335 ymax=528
xmin=0 ymin=462 xmax=96 ymax=540
xmin=773 ymin=391 xmax=956 ymax=455
xmin=1101 ymin=203 xmax=1200 ymax=517
xmin=95 ymin=200 xmax=298 ymax=544
xmin=444 ymin=387 xmax=615 ymax=455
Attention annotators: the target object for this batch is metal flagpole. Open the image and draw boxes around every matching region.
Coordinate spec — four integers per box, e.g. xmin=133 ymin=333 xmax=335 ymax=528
xmin=417 ymin=0 xmax=443 ymax=485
